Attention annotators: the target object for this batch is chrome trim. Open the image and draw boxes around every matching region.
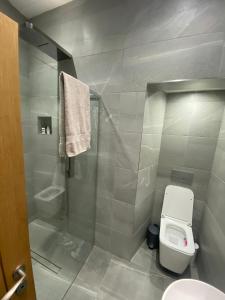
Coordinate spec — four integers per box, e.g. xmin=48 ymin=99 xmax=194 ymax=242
xmin=1 ymin=265 xmax=26 ymax=300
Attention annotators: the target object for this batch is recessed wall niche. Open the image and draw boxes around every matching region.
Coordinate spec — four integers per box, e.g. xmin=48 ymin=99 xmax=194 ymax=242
xmin=38 ymin=116 xmax=52 ymax=135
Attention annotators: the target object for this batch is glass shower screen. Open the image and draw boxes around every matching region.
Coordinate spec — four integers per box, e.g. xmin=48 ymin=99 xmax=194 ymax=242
xmin=19 ymin=25 xmax=99 ymax=288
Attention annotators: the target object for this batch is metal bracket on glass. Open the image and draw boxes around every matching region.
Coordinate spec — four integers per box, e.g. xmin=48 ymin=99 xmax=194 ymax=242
xmin=66 ymin=157 xmax=74 ymax=178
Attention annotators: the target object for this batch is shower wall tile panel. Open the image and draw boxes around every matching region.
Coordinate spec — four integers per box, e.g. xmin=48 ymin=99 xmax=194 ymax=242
xmin=198 ymin=107 xmax=225 ymax=292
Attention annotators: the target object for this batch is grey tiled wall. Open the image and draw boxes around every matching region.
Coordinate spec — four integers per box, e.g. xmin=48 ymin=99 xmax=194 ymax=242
xmin=198 ymin=108 xmax=225 ymax=292
xmin=135 ymin=91 xmax=166 ymax=234
xmin=32 ymin=0 xmax=225 ymax=258
xmin=153 ymin=92 xmax=225 ymax=239
xmin=96 ymin=92 xmax=146 ymax=258
xmin=96 ymin=90 xmax=165 ymax=259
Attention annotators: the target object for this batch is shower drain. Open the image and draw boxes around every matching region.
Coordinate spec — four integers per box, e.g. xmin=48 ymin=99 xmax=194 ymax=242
xmin=31 ymin=250 xmax=61 ymax=274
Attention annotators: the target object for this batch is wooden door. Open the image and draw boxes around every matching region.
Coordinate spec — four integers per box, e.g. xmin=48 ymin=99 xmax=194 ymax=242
xmin=0 ymin=12 xmax=36 ymax=300
xmin=0 ymin=263 xmax=7 ymax=299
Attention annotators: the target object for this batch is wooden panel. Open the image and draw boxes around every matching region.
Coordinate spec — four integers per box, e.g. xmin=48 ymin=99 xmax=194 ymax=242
xmin=0 ymin=255 xmax=7 ymax=298
xmin=0 ymin=12 xmax=36 ymax=300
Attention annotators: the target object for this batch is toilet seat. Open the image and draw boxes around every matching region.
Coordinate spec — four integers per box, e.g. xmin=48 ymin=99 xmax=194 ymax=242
xmin=162 ymin=185 xmax=194 ymax=226
xmin=159 ymin=185 xmax=195 ymax=273
xmin=160 ymin=217 xmax=195 ymax=256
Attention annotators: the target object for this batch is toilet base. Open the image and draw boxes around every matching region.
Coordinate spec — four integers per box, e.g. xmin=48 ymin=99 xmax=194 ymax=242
xmin=160 ymin=241 xmax=193 ymax=274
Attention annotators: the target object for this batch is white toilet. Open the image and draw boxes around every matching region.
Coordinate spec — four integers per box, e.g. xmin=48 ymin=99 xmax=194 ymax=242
xmin=159 ymin=185 xmax=195 ymax=274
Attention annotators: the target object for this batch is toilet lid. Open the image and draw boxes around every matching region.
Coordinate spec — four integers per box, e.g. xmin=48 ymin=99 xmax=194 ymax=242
xmin=162 ymin=185 xmax=194 ymax=225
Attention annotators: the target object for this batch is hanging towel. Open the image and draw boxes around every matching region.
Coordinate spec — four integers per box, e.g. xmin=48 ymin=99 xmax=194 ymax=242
xmin=59 ymin=71 xmax=91 ymax=157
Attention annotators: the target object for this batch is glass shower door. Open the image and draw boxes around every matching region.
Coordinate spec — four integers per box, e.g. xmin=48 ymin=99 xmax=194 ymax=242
xmin=19 ymin=37 xmax=99 ymax=291
xmin=20 ymin=39 xmax=69 ymax=272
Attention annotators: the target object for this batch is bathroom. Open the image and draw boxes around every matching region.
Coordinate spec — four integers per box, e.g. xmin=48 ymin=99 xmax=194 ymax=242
xmin=0 ymin=0 xmax=225 ymax=299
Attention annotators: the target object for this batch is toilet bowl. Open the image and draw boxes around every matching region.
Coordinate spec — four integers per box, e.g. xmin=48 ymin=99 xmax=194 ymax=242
xmin=159 ymin=185 xmax=195 ymax=274
xmin=34 ymin=185 xmax=65 ymax=218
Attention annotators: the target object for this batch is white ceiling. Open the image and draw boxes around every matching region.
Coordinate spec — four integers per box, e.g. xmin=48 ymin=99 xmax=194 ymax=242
xmin=8 ymin=0 xmax=74 ymax=18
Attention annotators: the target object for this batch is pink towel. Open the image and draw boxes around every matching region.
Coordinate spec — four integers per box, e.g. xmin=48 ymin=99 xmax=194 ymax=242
xmin=59 ymin=72 xmax=91 ymax=157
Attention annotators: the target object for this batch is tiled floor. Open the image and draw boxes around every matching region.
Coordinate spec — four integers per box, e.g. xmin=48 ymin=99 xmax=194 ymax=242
xmin=32 ymin=241 xmax=198 ymax=300
xmin=32 ymin=262 xmax=71 ymax=300
xmin=29 ymin=219 xmax=92 ymax=281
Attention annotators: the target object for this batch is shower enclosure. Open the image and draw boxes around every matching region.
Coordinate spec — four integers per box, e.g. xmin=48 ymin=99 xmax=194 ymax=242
xmin=19 ymin=22 xmax=99 ymax=288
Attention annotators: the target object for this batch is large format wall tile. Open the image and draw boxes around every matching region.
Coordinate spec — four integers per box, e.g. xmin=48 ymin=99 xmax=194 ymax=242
xmin=184 ymin=137 xmax=217 ymax=171
xmin=33 ymin=0 xmax=225 ymax=56
xmin=164 ymin=92 xmax=225 ymax=137
xmin=142 ymin=92 xmax=166 ymax=134
xmin=113 ymin=167 xmax=138 ymax=205
xmin=212 ymin=147 xmax=225 ymax=181
xmin=134 ymin=193 xmax=154 ymax=232
xmin=111 ymin=199 xmax=134 ymax=236
xmin=29 ymin=64 xmax=57 ymax=97
xmin=123 ymin=0 xmax=225 ymax=48
xmin=115 ymin=131 xmax=142 ymax=154
xmin=122 ymin=33 xmax=224 ymax=91
xmin=198 ymin=207 xmax=225 ymax=292
xmin=139 ymin=134 xmax=161 ymax=170
xmin=75 ymin=50 xmax=123 ymax=94
xmin=189 ymin=92 xmax=225 ymax=138
xmin=136 ymin=166 xmax=155 ymax=206
xmin=110 ymin=219 xmax=149 ymax=260
xmin=96 ymin=196 xmax=112 ymax=228
xmin=207 ymin=175 xmax=225 ymax=236
xmin=159 ymin=135 xmax=188 ymax=168
xmin=95 ymin=223 xmax=111 ymax=251
xmin=163 ymin=93 xmax=194 ymax=136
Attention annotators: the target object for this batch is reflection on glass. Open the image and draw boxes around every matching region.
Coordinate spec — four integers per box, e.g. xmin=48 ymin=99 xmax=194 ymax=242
xmin=19 ymin=39 xmax=99 ymax=283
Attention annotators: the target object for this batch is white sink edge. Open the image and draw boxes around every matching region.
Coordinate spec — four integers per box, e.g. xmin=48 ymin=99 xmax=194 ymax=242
xmin=162 ymin=279 xmax=225 ymax=300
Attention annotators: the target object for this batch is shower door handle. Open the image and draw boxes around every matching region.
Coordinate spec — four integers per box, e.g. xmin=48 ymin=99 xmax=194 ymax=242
xmin=1 ymin=265 xmax=27 ymax=300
